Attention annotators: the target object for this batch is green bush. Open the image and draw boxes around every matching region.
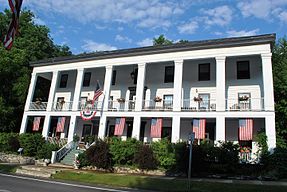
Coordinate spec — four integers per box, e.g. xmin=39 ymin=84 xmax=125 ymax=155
xmin=218 ymin=141 xmax=239 ymax=165
xmin=109 ymin=137 xmax=141 ymax=165
xmin=86 ymin=139 xmax=112 ymax=170
xmin=134 ymin=144 xmax=158 ymax=170
xmin=173 ymin=142 xmax=189 ymax=173
xmin=83 ymin=135 xmax=96 ymax=145
xmin=77 ymin=152 xmax=91 ymax=168
xmin=264 ymin=147 xmax=287 ymax=179
xmin=36 ymin=143 xmax=60 ymax=159
xmin=151 ymin=138 xmax=176 ymax=170
xmin=0 ymin=133 xmax=20 ymax=152
xmin=19 ymin=133 xmax=45 ymax=157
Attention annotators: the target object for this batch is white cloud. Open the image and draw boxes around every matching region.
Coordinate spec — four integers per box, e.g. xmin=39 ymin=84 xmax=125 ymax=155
xmin=115 ymin=35 xmax=132 ymax=43
xmin=201 ymin=5 xmax=233 ymax=26
xmin=25 ymin=0 xmax=186 ymax=29
xmin=226 ymin=29 xmax=259 ymax=37
xmin=177 ymin=21 xmax=198 ymax=34
xmin=278 ymin=11 xmax=287 ymax=23
xmin=137 ymin=38 xmax=153 ymax=47
xmin=33 ymin=17 xmax=46 ymax=25
xmin=81 ymin=40 xmax=117 ymax=52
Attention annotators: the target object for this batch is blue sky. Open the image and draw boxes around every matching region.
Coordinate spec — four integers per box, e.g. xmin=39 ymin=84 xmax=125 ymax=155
xmin=1 ymin=0 xmax=287 ymax=54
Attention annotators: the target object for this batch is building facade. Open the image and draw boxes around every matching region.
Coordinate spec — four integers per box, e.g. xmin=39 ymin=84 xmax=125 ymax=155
xmin=20 ymin=34 xmax=276 ymax=151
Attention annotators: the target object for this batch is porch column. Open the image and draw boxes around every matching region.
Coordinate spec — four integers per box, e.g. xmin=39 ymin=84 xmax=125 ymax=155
xmin=98 ymin=115 xmax=107 ymax=139
xmin=102 ymin=65 xmax=113 ymax=111
xmin=47 ymin=70 xmax=59 ymax=111
xmin=135 ymin=63 xmax=146 ymax=111
xmin=265 ymin=115 xmax=276 ymax=151
xmin=72 ymin=68 xmax=84 ymax=111
xmin=216 ymin=57 xmax=226 ymax=111
xmin=261 ymin=53 xmax=275 ymax=111
xmin=132 ymin=116 xmax=141 ymax=139
xmin=215 ymin=116 xmax=225 ymax=143
xmin=20 ymin=113 xmax=28 ymax=134
xmin=68 ymin=115 xmax=77 ymax=142
xmin=173 ymin=60 xmax=183 ymax=111
xmin=171 ymin=116 xmax=181 ymax=143
xmin=24 ymin=72 xmax=37 ymax=111
xmin=42 ymin=114 xmax=51 ymax=139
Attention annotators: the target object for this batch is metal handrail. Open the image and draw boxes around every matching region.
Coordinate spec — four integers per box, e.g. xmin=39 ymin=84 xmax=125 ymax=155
xmin=55 ymin=141 xmax=74 ymax=162
xmin=142 ymin=100 xmax=173 ymax=111
xmin=181 ymin=99 xmax=216 ymax=111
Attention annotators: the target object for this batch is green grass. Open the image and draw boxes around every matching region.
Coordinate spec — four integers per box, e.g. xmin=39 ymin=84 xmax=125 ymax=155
xmin=53 ymin=171 xmax=287 ymax=192
xmin=0 ymin=164 xmax=18 ymax=173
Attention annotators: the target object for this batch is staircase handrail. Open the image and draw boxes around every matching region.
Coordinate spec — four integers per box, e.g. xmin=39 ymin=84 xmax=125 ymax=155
xmin=55 ymin=141 xmax=74 ymax=162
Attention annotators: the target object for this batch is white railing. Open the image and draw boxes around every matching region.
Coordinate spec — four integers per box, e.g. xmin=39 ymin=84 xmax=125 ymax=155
xmin=226 ymin=98 xmax=264 ymax=111
xmin=181 ymin=99 xmax=216 ymax=111
xmin=142 ymin=100 xmax=173 ymax=111
xmin=52 ymin=102 xmax=73 ymax=111
xmin=51 ymin=141 xmax=74 ymax=163
xmin=78 ymin=100 xmax=104 ymax=111
xmin=29 ymin=102 xmax=48 ymax=111
xmin=108 ymin=100 xmax=135 ymax=111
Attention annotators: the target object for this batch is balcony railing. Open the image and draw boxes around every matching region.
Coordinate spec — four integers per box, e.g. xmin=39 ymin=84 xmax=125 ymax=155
xmin=108 ymin=100 xmax=135 ymax=111
xmin=52 ymin=102 xmax=73 ymax=111
xmin=181 ymin=99 xmax=216 ymax=111
xmin=29 ymin=102 xmax=48 ymax=111
xmin=226 ymin=98 xmax=264 ymax=111
xmin=142 ymin=100 xmax=173 ymax=111
xmin=78 ymin=100 xmax=104 ymax=111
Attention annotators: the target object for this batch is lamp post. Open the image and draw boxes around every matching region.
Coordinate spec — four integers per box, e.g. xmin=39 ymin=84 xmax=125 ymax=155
xmin=188 ymin=132 xmax=195 ymax=191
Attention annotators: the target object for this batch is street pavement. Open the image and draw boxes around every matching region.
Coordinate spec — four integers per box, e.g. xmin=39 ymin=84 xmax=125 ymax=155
xmin=0 ymin=173 xmax=142 ymax=192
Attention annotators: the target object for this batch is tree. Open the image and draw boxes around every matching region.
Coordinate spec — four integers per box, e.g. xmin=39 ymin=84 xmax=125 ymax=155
xmin=0 ymin=10 xmax=72 ymax=132
xmin=153 ymin=34 xmax=173 ymax=46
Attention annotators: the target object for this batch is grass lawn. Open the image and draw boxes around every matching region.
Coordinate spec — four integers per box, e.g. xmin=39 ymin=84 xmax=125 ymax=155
xmin=53 ymin=171 xmax=287 ymax=192
xmin=0 ymin=164 xmax=18 ymax=173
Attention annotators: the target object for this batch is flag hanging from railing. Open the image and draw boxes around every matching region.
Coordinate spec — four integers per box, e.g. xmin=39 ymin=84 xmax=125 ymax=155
xmin=32 ymin=117 xmax=41 ymax=131
xmin=114 ymin=117 xmax=126 ymax=136
xmin=192 ymin=119 xmax=206 ymax=139
xmin=150 ymin=118 xmax=162 ymax=138
xmin=239 ymin=118 xmax=253 ymax=141
xmin=92 ymin=81 xmax=103 ymax=104
xmin=3 ymin=0 xmax=23 ymax=50
xmin=56 ymin=117 xmax=66 ymax=133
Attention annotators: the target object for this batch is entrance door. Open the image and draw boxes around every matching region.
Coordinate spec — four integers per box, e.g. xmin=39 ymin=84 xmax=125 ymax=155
xmin=82 ymin=124 xmax=92 ymax=138
xmin=126 ymin=121 xmax=133 ymax=138
xmin=139 ymin=122 xmax=146 ymax=142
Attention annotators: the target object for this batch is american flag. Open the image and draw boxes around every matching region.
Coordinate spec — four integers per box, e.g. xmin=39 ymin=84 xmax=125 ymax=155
xmin=92 ymin=81 xmax=103 ymax=104
xmin=192 ymin=119 xmax=206 ymax=139
xmin=56 ymin=117 xmax=66 ymax=133
xmin=114 ymin=117 xmax=125 ymax=136
xmin=150 ymin=118 xmax=162 ymax=138
xmin=239 ymin=119 xmax=253 ymax=141
xmin=3 ymin=0 xmax=23 ymax=50
xmin=32 ymin=117 xmax=41 ymax=131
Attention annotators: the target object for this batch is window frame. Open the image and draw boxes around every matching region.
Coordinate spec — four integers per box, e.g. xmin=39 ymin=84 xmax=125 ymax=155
xmin=59 ymin=74 xmax=68 ymax=88
xmin=198 ymin=63 xmax=210 ymax=81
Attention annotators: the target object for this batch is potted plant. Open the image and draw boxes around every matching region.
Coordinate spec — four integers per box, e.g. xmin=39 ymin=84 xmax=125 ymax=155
xmin=193 ymin=96 xmax=202 ymax=102
xmin=35 ymin=98 xmax=42 ymax=105
xmin=154 ymin=96 xmax=162 ymax=102
xmin=117 ymin=98 xmax=125 ymax=103
xmin=239 ymin=95 xmax=249 ymax=101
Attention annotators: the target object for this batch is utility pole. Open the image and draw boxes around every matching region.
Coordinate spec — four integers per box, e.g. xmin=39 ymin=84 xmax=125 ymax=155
xmin=187 ymin=132 xmax=195 ymax=191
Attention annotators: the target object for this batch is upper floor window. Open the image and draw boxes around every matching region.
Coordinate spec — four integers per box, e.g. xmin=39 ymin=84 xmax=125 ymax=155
xmin=237 ymin=61 xmax=250 ymax=79
xmin=83 ymin=72 xmax=91 ymax=87
xmin=198 ymin=63 xmax=210 ymax=81
xmin=59 ymin=74 xmax=68 ymax=88
xmin=112 ymin=70 xmax=117 ymax=85
xmin=164 ymin=66 xmax=174 ymax=83
xmin=163 ymin=95 xmax=173 ymax=109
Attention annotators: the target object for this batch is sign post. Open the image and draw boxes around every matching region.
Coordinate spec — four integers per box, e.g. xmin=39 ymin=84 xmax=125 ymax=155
xmin=187 ymin=132 xmax=195 ymax=191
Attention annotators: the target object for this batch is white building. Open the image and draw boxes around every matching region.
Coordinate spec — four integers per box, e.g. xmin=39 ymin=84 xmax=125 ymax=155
xmin=20 ymin=34 xmax=276 ymax=151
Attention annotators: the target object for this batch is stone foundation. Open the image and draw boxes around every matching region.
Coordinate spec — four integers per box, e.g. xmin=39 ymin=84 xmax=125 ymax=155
xmin=0 ymin=152 xmax=35 ymax=164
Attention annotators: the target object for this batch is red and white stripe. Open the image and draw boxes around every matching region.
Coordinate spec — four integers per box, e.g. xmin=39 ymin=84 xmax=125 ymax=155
xmin=114 ymin=117 xmax=126 ymax=136
xmin=150 ymin=118 xmax=162 ymax=138
xmin=56 ymin=117 xmax=66 ymax=133
xmin=192 ymin=119 xmax=206 ymax=139
xmin=32 ymin=117 xmax=41 ymax=131
xmin=239 ymin=118 xmax=253 ymax=141
xmin=92 ymin=81 xmax=103 ymax=104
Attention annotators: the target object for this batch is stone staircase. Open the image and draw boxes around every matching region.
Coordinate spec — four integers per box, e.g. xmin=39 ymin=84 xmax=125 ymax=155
xmin=15 ymin=165 xmax=59 ymax=178
xmin=60 ymin=148 xmax=83 ymax=166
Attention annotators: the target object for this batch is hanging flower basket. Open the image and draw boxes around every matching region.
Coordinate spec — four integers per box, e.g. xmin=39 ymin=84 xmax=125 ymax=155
xmin=117 ymin=98 xmax=126 ymax=103
xmin=154 ymin=96 xmax=162 ymax=102
xmin=193 ymin=96 xmax=202 ymax=102
xmin=239 ymin=96 xmax=249 ymax=101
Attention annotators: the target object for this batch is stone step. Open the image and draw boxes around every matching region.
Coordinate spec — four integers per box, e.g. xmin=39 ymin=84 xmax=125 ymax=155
xmin=20 ymin=165 xmax=57 ymax=174
xmin=16 ymin=168 xmax=52 ymax=178
xmin=48 ymin=163 xmax=73 ymax=169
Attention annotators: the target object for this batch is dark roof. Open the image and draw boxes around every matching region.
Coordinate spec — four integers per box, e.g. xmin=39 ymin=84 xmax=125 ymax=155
xmin=30 ymin=33 xmax=276 ymax=67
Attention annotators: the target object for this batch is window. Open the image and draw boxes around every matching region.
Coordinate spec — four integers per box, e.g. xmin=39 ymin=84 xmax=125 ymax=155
xmin=163 ymin=95 xmax=173 ymax=109
xmin=198 ymin=94 xmax=210 ymax=110
xmin=83 ymin=72 xmax=91 ymax=87
xmin=112 ymin=70 xmax=117 ymax=85
xmin=164 ymin=66 xmax=174 ymax=83
xmin=59 ymin=74 xmax=68 ymax=88
xmin=198 ymin=63 xmax=210 ymax=81
xmin=237 ymin=61 xmax=250 ymax=79
xmin=133 ymin=68 xmax=138 ymax=85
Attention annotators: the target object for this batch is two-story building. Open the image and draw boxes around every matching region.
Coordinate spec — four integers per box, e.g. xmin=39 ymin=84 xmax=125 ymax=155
xmin=20 ymin=34 xmax=276 ymax=152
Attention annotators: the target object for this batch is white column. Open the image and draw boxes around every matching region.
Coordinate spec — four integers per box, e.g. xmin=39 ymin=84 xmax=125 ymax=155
xmin=42 ymin=114 xmax=51 ymax=139
xmin=102 ymin=65 xmax=113 ymax=111
xmin=265 ymin=115 xmax=276 ymax=151
xmin=132 ymin=116 xmax=141 ymax=139
xmin=47 ymin=70 xmax=59 ymax=111
xmin=171 ymin=116 xmax=181 ymax=143
xmin=98 ymin=115 xmax=107 ymax=139
xmin=215 ymin=116 xmax=225 ymax=143
xmin=216 ymin=57 xmax=226 ymax=111
xmin=72 ymin=68 xmax=84 ymax=111
xmin=68 ymin=115 xmax=77 ymax=142
xmin=173 ymin=60 xmax=183 ymax=111
xmin=24 ymin=72 xmax=37 ymax=111
xmin=135 ymin=63 xmax=146 ymax=111
xmin=20 ymin=113 xmax=28 ymax=134
xmin=261 ymin=53 xmax=275 ymax=111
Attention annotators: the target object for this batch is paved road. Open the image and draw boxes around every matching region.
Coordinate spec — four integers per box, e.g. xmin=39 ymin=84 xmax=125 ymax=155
xmin=0 ymin=173 xmax=141 ymax=192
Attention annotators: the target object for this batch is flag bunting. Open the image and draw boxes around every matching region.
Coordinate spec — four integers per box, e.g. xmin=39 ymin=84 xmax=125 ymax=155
xmin=192 ymin=119 xmax=206 ymax=139
xmin=150 ymin=118 xmax=162 ymax=138
xmin=114 ymin=117 xmax=126 ymax=136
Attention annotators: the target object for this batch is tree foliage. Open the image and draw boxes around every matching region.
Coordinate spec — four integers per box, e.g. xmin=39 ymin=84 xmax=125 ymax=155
xmin=0 ymin=10 xmax=71 ymax=132
xmin=153 ymin=34 xmax=173 ymax=46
